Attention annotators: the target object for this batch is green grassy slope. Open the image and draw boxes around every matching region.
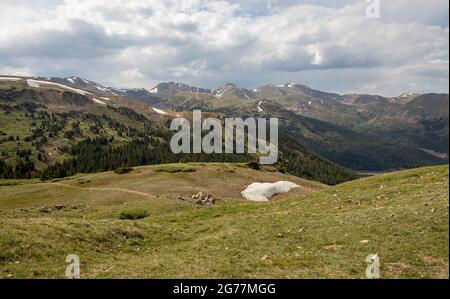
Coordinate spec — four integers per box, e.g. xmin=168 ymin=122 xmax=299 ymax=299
xmin=0 ymin=164 xmax=447 ymax=278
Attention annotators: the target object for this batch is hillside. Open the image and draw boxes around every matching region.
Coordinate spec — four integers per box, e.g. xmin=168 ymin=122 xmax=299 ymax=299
xmin=256 ymin=89 xmax=449 ymax=160
xmin=148 ymin=93 xmax=447 ymax=170
xmin=0 ymin=164 xmax=447 ymax=278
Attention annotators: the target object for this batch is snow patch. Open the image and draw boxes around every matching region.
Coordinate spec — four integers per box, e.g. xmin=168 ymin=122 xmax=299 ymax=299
xmin=215 ymin=90 xmax=224 ymax=98
xmin=100 ymin=97 xmax=111 ymax=101
xmin=153 ymin=107 xmax=168 ymax=115
xmin=257 ymin=100 xmax=264 ymax=113
xmin=92 ymin=98 xmax=107 ymax=106
xmin=0 ymin=77 xmax=22 ymax=81
xmin=94 ymin=85 xmax=109 ymax=92
xmin=241 ymin=181 xmax=300 ymax=201
xmin=67 ymin=78 xmax=75 ymax=84
xmin=149 ymin=87 xmax=158 ymax=94
xmin=26 ymin=79 xmax=91 ymax=95
xmin=242 ymin=90 xmax=251 ymax=99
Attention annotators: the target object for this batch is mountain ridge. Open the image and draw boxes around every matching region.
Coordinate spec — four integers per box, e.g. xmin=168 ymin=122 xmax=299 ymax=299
xmin=1 ymin=75 xmax=448 ymax=173
xmin=1 ymin=75 xmax=437 ymax=102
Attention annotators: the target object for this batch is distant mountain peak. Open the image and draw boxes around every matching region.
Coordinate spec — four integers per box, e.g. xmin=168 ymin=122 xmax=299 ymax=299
xmin=39 ymin=76 xmax=121 ymax=97
xmin=212 ymin=83 xmax=256 ymax=99
xmin=149 ymin=82 xmax=211 ymax=94
xmin=256 ymin=83 xmax=343 ymax=103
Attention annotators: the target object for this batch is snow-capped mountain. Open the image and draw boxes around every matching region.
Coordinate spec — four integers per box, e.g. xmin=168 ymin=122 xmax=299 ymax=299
xmin=211 ymin=82 xmax=256 ymax=99
xmin=43 ymin=76 xmax=124 ymax=97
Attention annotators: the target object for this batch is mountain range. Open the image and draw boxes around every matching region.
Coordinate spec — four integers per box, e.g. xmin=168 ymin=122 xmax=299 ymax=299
xmin=0 ymin=75 xmax=448 ymax=183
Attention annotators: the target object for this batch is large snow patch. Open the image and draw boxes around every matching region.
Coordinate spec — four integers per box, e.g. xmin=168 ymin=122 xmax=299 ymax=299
xmin=26 ymin=79 xmax=91 ymax=95
xmin=0 ymin=77 xmax=22 ymax=81
xmin=241 ymin=181 xmax=300 ymax=201
xmin=92 ymin=98 xmax=107 ymax=106
xmin=153 ymin=107 xmax=168 ymax=115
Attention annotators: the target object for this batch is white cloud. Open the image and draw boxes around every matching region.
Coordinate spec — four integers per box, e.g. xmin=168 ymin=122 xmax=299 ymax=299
xmin=0 ymin=0 xmax=448 ymax=95
xmin=0 ymin=66 xmax=33 ymax=76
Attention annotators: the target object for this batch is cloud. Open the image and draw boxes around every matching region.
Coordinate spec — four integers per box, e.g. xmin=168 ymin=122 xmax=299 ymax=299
xmin=0 ymin=66 xmax=33 ymax=76
xmin=0 ymin=0 xmax=448 ymax=96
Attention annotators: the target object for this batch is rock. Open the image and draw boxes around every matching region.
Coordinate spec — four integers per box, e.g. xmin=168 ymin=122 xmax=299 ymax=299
xmin=261 ymin=255 xmax=269 ymax=261
xmin=192 ymin=192 xmax=216 ymax=205
xmin=193 ymin=192 xmax=203 ymax=199
xmin=203 ymin=195 xmax=216 ymax=205
xmin=38 ymin=207 xmax=51 ymax=213
xmin=54 ymin=204 xmax=65 ymax=210
xmin=360 ymin=240 xmax=370 ymax=244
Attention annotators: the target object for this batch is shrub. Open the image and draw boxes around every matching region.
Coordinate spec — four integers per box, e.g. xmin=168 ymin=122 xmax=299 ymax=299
xmin=114 ymin=167 xmax=133 ymax=174
xmin=118 ymin=208 xmax=149 ymax=220
xmin=246 ymin=161 xmax=261 ymax=170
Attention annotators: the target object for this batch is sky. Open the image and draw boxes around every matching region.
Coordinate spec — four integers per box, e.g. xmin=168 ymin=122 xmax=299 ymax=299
xmin=0 ymin=0 xmax=448 ymax=96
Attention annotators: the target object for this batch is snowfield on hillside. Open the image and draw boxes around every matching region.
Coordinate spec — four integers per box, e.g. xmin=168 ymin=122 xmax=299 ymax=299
xmin=0 ymin=77 xmax=22 ymax=81
xmin=26 ymin=79 xmax=91 ymax=95
xmin=153 ymin=107 xmax=168 ymax=115
xmin=92 ymin=98 xmax=107 ymax=106
xmin=257 ymin=100 xmax=264 ymax=112
xmin=241 ymin=181 xmax=300 ymax=201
